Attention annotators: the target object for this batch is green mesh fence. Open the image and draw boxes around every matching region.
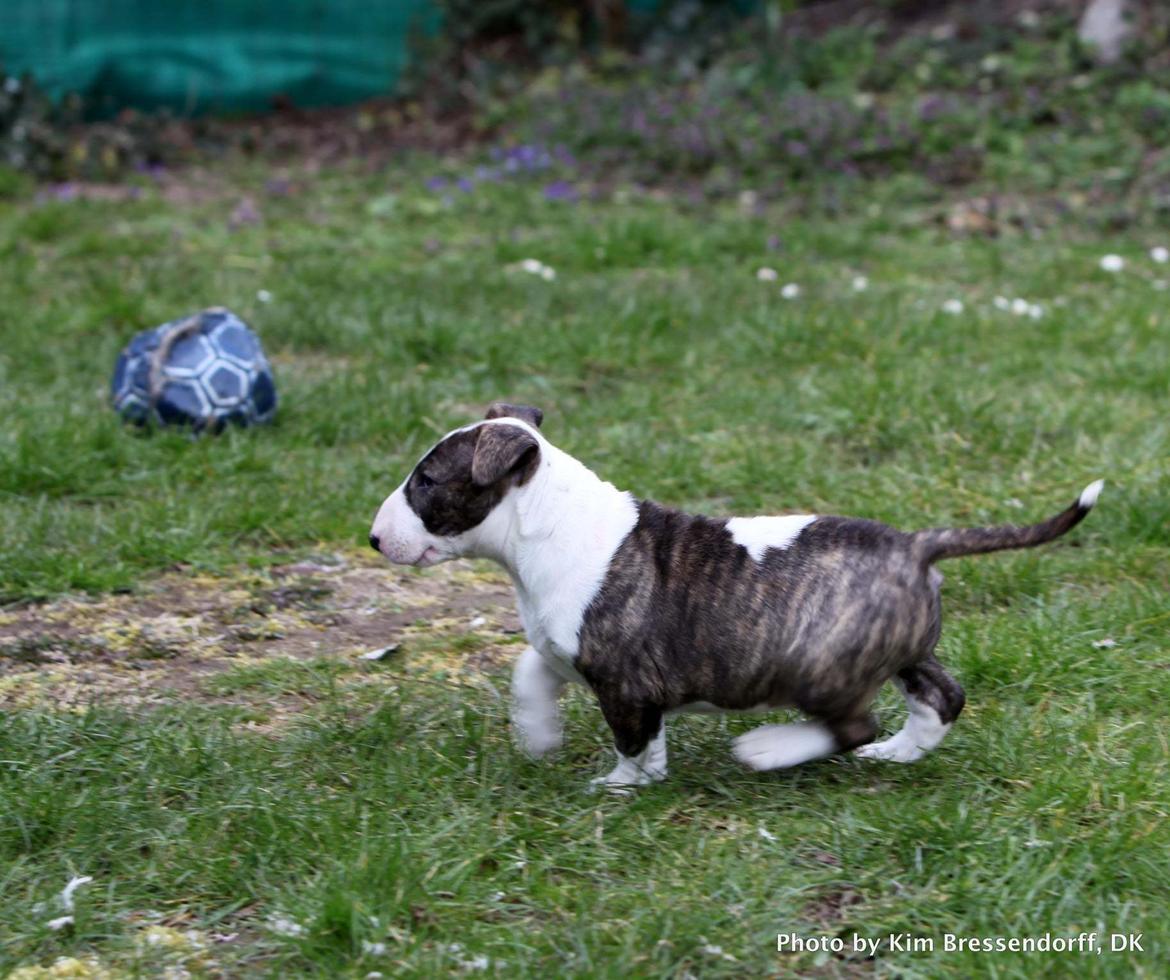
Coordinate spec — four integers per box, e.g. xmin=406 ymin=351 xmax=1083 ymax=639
xmin=1 ymin=0 xmax=439 ymax=114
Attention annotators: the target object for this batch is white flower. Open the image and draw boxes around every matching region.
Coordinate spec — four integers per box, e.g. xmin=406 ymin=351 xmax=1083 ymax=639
xmin=37 ymin=874 xmax=92 ymax=927
xmin=698 ymin=939 xmax=737 ymax=961
xmin=1027 ymin=303 xmax=1044 ymax=319
xmin=1010 ymin=298 xmax=1030 ymax=316
xmin=60 ymin=876 xmax=93 ymax=912
xmin=756 ymin=267 xmax=778 ymax=282
xmin=1100 ymin=254 xmax=1125 ymax=272
xmin=1154 ymin=280 xmax=1168 ymax=291
xmin=780 ymin=283 xmax=800 ymax=299
xmin=1151 ymin=246 xmax=1169 ymax=263
xmin=256 ymin=289 xmax=273 ymax=303
xmin=4 ymin=77 xmax=21 ymax=94
xmin=851 ymin=275 xmax=869 ymax=291
xmin=941 ymin=299 xmax=964 ymax=314
xmin=515 ymin=258 xmax=556 ymax=280
xmin=359 ymin=645 xmax=398 ymax=661
xmin=757 ymin=826 xmax=777 ymax=842
xmin=993 ymin=295 xmax=1011 ymax=310
xmin=361 ymin=941 xmax=388 ymax=956
xmin=266 ymin=913 xmax=306 ymax=938
xmin=1092 ymin=638 xmax=1118 ymax=649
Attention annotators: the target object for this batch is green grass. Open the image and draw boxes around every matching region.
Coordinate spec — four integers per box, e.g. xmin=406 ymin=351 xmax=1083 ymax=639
xmin=1 ymin=167 xmax=1168 ymax=976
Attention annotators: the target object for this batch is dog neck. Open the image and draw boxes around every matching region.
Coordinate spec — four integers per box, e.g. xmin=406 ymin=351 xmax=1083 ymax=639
xmin=466 ymin=438 xmax=639 ymax=655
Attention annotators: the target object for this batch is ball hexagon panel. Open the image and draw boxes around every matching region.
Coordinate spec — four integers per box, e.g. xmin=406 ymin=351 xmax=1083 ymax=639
xmin=165 ymin=333 xmax=216 ymax=378
xmin=116 ymin=390 xmax=151 ymax=425
xmin=110 ymin=353 xmax=129 ymax=394
xmin=210 ymin=321 xmax=260 ymax=367
xmin=250 ymin=366 xmax=277 ymax=422
xmin=126 ymin=330 xmax=160 ymax=358
xmin=110 ymin=352 xmax=153 ymax=423
xmin=201 ymin=361 xmax=248 ymax=408
xmin=110 ymin=309 xmax=276 ymax=431
xmin=156 ymin=379 xmax=212 ymax=427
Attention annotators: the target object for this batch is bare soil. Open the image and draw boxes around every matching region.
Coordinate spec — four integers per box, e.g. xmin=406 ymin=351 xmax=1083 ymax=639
xmin=0 ymin=554 xmax=522 ymax=714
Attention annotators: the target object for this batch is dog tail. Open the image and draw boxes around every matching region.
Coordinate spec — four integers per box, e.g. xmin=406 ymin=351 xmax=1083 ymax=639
xmin=911 ymin=480 xmax=1104 ymax=564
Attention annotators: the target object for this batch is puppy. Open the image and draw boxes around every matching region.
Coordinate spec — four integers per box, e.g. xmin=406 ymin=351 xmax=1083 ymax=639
xmin=369 ymin=403 xmax=1102 ymax=787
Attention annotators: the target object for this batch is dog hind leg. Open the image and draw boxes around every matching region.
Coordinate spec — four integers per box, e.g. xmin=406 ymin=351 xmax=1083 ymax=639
xmin=855 ymin=656 xmax=965 ymax=763
xmin=732 ymin=715 xmax=877 ymax=771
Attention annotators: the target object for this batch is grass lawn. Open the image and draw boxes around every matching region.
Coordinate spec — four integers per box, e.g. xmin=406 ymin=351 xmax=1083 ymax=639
xmin=1 ymin=165 xmax=1168 ymax=977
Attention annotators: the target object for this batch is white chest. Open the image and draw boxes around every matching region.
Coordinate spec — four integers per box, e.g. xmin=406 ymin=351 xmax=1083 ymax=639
xmin=515 ymin=589 xmax=586 ymax=682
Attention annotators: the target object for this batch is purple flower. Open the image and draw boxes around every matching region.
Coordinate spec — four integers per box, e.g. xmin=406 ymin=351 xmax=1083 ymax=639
xmin=456 ymin=177 xmax=474 ymax=193
xmin=504 ymin=144 xmax=553 ymax=171
xmin=228 ymin=197 xmax=261 ymax=228
xmin=424 ymin=176 xmax=447 ymax=192
xmin=543 ymin=181 xmax=578 ymax=203
xmin=133 ymin=161 xmax=167 ymax=179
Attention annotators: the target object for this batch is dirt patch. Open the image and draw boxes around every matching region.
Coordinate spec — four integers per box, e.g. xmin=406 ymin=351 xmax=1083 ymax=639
xmin=802 ymin=886 xmax=863 ymax=927
xmin=0 ymin=553 xmax=522 ymax=713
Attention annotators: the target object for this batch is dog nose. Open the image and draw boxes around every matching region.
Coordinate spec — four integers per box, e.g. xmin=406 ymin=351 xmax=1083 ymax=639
xmin=368 ymin=533 xmax=382 ymax=552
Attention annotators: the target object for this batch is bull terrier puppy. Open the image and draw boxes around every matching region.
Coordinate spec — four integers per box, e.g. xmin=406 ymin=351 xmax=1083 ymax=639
xmin=370 ymin=403 xmax=1103 ymax=787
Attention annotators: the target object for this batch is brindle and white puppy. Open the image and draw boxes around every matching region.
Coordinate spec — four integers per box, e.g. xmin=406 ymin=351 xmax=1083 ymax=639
xmin=369 ymin=403 xmax=1103 ymax=787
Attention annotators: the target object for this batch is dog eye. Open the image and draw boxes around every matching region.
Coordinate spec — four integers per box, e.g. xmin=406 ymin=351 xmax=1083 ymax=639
xmin=415 ymin=472 xmax=436 ymax=489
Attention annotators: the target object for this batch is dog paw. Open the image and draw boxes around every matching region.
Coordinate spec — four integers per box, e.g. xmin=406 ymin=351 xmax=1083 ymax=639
xmin=516 ymin=727 xmax=563 ymax=759
xmin=731 ymin=722 xmax=835 ymax=771
xmin=589 ymin=762 xmax=665 ymax=790
xmin=511 ymin=710 xmax=563 ymax=759
xmin=588 ymin=777 xmax=634 ymax=796
xmin=854 ymin=736 xmax=924 ymax=763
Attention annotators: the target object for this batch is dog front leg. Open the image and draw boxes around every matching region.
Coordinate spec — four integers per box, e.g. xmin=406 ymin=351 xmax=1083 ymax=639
xmin=592 ymin=695 xmax=666 ymax=788
xmin=510 ymin=646 xmax=566 ymax=758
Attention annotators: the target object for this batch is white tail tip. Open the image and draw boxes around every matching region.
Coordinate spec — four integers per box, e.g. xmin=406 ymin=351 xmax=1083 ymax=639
xmin=1079 ymin=479 xmax=1105 ymax=510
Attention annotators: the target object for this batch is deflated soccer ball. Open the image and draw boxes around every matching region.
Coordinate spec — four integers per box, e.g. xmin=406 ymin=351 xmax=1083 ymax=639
xmin=111 ymin=308 xmax=276 ymax=431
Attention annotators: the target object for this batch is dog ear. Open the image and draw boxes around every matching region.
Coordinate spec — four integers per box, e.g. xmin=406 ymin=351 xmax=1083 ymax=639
xmin=471 ymin=424 xmax=540 ymax=487
xmin=484 ymin=402 xmax=543 ymax=429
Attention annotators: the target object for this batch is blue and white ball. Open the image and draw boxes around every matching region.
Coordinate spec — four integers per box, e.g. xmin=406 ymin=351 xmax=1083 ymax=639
xmin=111 ymin=309 xmax=277 ymax=431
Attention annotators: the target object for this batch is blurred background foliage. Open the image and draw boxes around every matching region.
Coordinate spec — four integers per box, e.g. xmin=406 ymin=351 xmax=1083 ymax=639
xmin=3 ymin=1 xmax=1170 ymax=224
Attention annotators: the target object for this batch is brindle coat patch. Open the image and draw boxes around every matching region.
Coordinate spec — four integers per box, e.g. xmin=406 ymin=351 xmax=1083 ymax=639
xmin=575 ymin=488 xmax=1093 ymax=761
xmin=576 ymin=503 xmax=948 ymax=754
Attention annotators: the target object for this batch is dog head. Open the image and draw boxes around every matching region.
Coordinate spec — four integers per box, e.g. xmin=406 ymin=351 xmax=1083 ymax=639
xmin=369 ymin=403 xmax=544 ymax=566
